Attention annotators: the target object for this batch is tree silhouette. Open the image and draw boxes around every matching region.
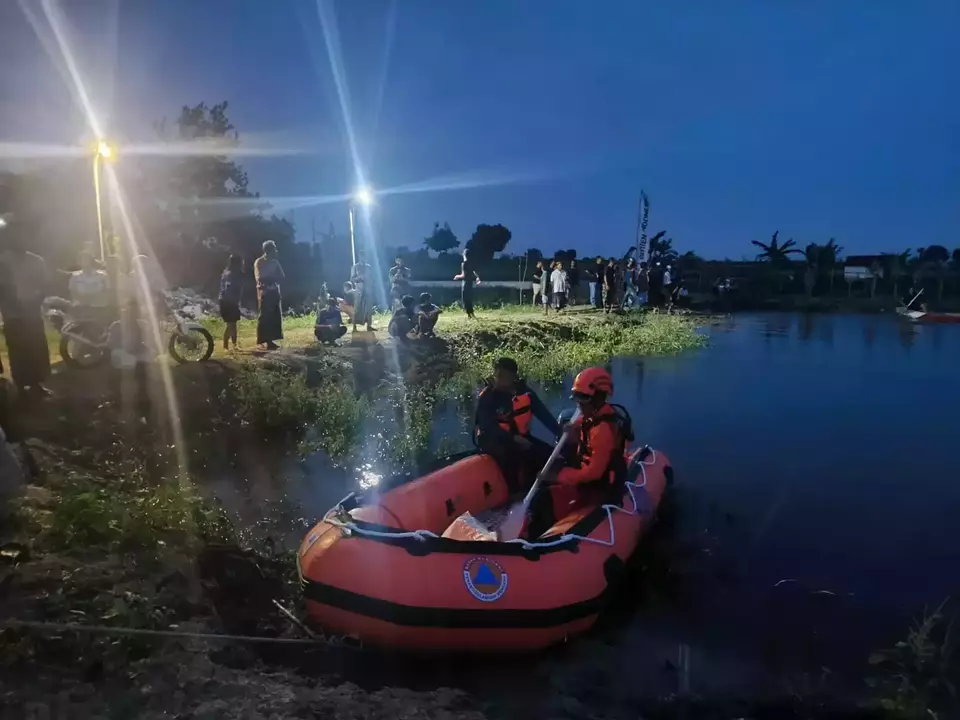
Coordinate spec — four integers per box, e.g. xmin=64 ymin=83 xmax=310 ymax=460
xmin=818 ymin=238 xmax=843 ymax=294
xmin=466 ymin=223 xmax=512 ymax=263
xmin=152 ymin=101 xmax=291 ymax=290
xmin=919 ymin=245 xmax=950 ymax=264
xmin=917 ymin=245 xmax=951 ymax=299
xmin=803 ymin=243 xmax=820 ymax=297
xmin=647 ymin=231 xmax=677 ymax=263
xmin=751 ymin=231 xmax=802 ymax=265
xmin=525 ymin=248 xmax=543 ymax=262
xmin=423 ymin=222 xmax=458 ymax=254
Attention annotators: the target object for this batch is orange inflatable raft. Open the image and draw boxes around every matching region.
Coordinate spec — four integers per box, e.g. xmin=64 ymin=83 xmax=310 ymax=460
xmin=297 ymin=445 xmax=672 ymax=652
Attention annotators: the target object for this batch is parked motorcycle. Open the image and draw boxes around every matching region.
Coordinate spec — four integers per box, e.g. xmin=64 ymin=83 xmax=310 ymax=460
xmin=43 ymin=296 xmax=215 ymax=368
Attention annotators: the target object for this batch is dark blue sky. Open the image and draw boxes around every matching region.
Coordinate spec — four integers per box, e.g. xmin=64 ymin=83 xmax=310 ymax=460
xmin=2 ymin=0 xmax=957 ymax=258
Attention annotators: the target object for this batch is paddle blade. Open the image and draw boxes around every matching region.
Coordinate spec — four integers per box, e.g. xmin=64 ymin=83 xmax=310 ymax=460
xmin=497 ymin=504 xmax=528 ymax=542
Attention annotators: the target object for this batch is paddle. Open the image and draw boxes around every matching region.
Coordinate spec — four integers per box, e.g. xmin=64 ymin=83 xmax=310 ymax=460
xmin=904 ymin=288 xmax=924 ymax=309
xmin=497 ymin=409 xmax=581 ymax=542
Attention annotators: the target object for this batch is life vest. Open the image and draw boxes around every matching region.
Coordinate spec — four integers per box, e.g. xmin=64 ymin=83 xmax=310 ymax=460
xmin=474 ymin=383 xmax=534 ymax=440
xmin=572 ymin=403 xmax=634 ymax=486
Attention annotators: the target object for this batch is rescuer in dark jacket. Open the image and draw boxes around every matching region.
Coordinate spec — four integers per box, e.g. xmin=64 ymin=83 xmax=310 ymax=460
xmin=474 ymin=356 xmax=562 ymax=494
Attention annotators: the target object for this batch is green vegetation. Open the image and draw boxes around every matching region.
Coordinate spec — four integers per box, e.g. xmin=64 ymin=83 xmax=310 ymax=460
xmin=229 ymin=360 xmax=371 ymax=462
xmin=223 ymin=308 xmax=704 ymax=468
xmin=867 ymin=601 xmax=958 ymax=719
xmin=11 ymin=457 xmax=233 ymax=557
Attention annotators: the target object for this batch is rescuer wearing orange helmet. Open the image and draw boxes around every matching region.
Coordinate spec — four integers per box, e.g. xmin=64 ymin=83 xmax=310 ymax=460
xmin=525 ymin=365 xmax=632 ymax=539
xmin=474 ymin=357 xmax=563 ymax=493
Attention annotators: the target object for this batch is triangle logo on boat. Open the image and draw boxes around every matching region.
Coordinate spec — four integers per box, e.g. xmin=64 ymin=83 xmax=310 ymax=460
xmin=473 ymin=564 xmax=498 ymax=588
xmin=463 ymin=556 xmax=508 ymax=603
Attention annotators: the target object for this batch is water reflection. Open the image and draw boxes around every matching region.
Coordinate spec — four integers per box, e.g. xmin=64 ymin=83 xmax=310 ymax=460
xmin=816 ymin=314 xmax=834 ymax=347
xmin=898 ymin=323 xmax=919 ymax=350
xmin=762 ymin=314 xmax=792 ymax=341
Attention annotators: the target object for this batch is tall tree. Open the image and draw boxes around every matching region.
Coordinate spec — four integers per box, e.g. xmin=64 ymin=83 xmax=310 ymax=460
xmin=423 ymin=222 xmax=458 ymax=254
xmin=465 ymin=223 xmax=512 ymax=263
xmin=151 ymin=101 xmax=293 ymax=292
xmin=525 ymin=248 xmax=543 ymax=262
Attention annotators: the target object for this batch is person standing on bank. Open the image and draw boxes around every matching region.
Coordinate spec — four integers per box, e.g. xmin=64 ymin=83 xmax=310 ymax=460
xmin=567 ymin=259 xmax=580 ymax=305
xmin=218 ymin=254 xmax=243 ymax=351
xmin=550 ymin=261 xmax=568 ymax=312
xmin=593 ymin=256 xmax=605 ymax=309
xmin=349 ymin=252 xmax=375 ymax=333
xmin=454 ymin=248 xmax=480 ymax=319
xmin=254 ymin=241 xmax=285 ymax=350
xmin=531 ymin=260 xmax=545 ymax=307
xmin=0 ymin=238 xmax=52 ymax=398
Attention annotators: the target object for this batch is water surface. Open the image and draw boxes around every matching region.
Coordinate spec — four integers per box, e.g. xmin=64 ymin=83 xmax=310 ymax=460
xmin=214 ymin=312 xmax=960 ymax=689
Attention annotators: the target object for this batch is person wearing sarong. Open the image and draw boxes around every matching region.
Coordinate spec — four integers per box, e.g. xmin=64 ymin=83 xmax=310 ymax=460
xmin=0 ymin=240 xmax=51 ymax=398
xmin=349 ymin=253 xmax=375 ymax=333
xmin=253 ymin=241 xmax=285 ymax=350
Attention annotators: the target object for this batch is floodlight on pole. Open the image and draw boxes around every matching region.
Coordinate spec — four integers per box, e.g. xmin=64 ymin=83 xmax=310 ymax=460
xmin=348 ymin=186 xmax=375 ymax=266
xmin=92 ymin=140 xmax=117 ymax=262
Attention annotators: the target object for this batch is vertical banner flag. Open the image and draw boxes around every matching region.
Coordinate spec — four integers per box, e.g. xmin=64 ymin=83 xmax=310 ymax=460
xmin=635 ymin=191 xmax=650 ymax=264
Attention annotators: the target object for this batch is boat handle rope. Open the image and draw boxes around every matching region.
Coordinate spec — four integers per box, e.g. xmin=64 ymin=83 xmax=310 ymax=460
xmin=319 ymin=448 xmax=658 ymax=549
xmin=505 ymin=447 xmax=657 ymax=550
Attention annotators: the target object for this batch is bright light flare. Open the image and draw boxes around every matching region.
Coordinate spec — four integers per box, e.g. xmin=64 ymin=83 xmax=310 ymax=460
xmin=96 ymin=140 xmax=113 ymax=159
xmin=353 ymin=186 xmax=374 ymax=206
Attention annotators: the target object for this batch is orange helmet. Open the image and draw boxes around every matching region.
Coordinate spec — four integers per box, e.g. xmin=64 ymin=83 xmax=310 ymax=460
xmin=571 ymin=367 xmax=613 ymax=398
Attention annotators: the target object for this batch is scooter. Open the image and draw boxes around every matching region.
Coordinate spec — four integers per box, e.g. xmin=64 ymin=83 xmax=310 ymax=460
xmin=44 ymin=296 xmax=215 ymax=368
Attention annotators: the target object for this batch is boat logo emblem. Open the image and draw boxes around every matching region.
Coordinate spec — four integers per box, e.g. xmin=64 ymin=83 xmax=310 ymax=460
xmin=463 ymin=556 xmax=508 ymax=603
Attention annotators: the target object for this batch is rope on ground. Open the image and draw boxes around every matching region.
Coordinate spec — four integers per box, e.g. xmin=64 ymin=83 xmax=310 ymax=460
xmin=1 ymin=619 xmax=362 ymax=650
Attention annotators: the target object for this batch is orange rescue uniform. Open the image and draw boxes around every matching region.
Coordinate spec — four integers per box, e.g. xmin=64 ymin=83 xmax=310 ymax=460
xmin=548 ymin=403 xmax=625 ymax=517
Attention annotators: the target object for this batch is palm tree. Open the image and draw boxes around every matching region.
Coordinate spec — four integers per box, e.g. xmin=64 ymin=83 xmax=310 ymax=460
xmin=752 ymin=231 xmax=802 ymax=293
xmin=648 ymin=231 xmax=678 ymax=263
xmin=818 ymin=238 xmax=843 ymax=295
xmin=752 ymin=231 xmax=802 ymax=265
xmin=803 ymin=243 xmax=820 ymax=297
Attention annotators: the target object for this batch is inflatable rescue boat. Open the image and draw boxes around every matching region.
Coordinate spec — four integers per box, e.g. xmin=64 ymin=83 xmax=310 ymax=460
xmin=297 ymin=445 xmax=672 ymax=652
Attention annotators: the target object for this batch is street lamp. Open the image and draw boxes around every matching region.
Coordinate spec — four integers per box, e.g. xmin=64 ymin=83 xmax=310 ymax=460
xmin=93 ymin=139 xmax=116 ymax=262
xmin=348 ymin=185 xmax=374 ymax=267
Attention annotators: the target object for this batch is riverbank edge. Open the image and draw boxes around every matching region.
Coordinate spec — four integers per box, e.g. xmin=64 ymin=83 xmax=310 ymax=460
xmin=1 ymin=310 xmax=918 ymax=718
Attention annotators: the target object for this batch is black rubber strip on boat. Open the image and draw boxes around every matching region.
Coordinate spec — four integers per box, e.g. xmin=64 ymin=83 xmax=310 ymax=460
xmin=301 ymin=578 xmax=606 ymax=629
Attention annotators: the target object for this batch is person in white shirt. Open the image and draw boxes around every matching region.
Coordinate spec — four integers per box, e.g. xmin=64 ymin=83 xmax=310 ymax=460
xmin=68 ymin=251 xmax=110 ymax=310
xmin=550 ymin=261 xmax=568 ymax=312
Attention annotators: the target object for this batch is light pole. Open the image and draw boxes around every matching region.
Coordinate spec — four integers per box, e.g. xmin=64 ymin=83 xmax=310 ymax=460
xmin=93 ymin=140 xmax=115 ymax=262
xmin=348 ymin=185 xmax=374 ymax=267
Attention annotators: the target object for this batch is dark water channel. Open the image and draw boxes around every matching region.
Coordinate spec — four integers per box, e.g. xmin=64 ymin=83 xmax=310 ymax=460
xmin=209 ymin=312 xmax=960 ymax=702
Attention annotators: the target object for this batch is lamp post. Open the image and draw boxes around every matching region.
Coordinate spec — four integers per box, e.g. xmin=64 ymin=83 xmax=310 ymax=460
xmin=93 ymin=140 xmax=115 ymax=262
xmin=348 ymin=185 xmax=374 ymax=267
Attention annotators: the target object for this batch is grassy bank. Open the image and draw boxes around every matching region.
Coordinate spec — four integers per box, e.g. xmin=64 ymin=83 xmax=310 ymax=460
xmin=219 ymin=307 xmax=705 ymax=466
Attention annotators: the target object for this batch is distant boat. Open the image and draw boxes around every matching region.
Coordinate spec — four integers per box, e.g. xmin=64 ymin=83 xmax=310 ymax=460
xmin=897 ymin=307 xmax=960 ymax=324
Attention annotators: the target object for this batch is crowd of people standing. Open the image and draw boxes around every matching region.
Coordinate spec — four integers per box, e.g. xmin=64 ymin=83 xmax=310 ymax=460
xmin=530 ymin=255 xmax=686 ymax=313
